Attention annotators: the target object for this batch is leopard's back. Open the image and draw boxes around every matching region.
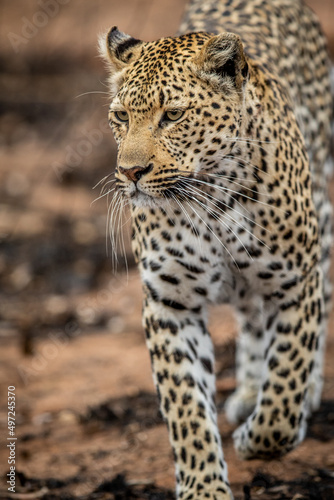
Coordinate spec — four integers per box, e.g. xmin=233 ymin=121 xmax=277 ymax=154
xmin=180 ymin=0 xmax=333 ymax=178
xmin=180 ymin=0 xmax=333 ymax=313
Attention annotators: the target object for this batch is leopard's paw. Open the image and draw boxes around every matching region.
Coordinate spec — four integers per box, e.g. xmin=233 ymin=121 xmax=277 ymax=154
xmin=306 ymin=375 xmax=323 ymax=415
xmin=232 ymin=420 xmax=255 ymax=459
xmin=225 ymin=387 xmax=257 ymax=424
xmin=233 ymin=414 xmax=307 ymax=460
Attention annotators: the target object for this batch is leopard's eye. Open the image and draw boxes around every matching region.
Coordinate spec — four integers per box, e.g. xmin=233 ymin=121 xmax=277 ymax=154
xmin=165 ymin=110 xmax=184 ymax=121
xmin=114 ymin=110 xmax=129 ymax=122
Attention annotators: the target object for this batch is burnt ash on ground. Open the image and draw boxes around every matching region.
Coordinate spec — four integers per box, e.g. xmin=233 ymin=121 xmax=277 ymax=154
xmin=2 ymin=371 xmax=333 ymax=499
xmin=307 ymin=399 xmax=334 ymax=442
xmin=80 ymin=392 xmax=163 ymax=431
xmin=7 ymin=396 xmax=332 ymax=500
xmin=5 ymin=469 xmax=334 ymax=500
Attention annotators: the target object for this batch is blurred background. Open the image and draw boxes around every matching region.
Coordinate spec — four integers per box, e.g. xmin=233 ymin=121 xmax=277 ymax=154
xmin=0 ymin=1 xmax=334 ymax=499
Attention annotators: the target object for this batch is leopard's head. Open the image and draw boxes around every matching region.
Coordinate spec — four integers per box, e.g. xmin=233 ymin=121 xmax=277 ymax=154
xmin=99 ymin=28 xmax=252 ymax=208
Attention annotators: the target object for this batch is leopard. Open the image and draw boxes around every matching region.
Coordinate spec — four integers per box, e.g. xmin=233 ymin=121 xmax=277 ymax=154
xmin=98 ymin=0 xmax=333 ymax=498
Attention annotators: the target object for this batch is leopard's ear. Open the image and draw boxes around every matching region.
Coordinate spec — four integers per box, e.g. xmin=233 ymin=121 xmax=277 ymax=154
xmin=99 ymin=27 xmax=144 ymax=73
xmin=193 ymin=32 xmax=249 ymax=90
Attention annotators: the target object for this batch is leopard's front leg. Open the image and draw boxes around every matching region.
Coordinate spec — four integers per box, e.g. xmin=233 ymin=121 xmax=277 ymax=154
xmin=234 ymin=265 xmax=324 ymax=459
xmin=143 ymin=296 xmax=233 ymax=499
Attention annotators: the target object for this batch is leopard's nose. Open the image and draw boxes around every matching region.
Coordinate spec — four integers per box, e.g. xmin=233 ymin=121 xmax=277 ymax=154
xmin=118 ymin=164 xmax=153 ymax=182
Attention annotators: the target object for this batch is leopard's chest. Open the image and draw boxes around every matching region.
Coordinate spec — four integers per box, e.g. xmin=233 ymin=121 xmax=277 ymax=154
xmin=132 ymin=204 xmax=301 ymax=306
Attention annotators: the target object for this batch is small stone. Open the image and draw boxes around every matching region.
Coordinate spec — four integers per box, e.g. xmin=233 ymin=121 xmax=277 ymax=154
xmin=10 ymin=263 xmax=32 ymax=290
xmin=58 ymin=410 xmax=78 ymax=424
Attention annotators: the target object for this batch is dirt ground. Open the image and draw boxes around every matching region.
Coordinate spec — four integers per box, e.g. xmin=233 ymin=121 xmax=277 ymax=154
xmin=1 ymin=1 xmax=334 ymax=499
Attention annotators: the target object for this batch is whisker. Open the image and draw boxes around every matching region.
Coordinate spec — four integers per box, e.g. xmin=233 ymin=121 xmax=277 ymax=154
xmin=106 ymin=191 xmax=117 ymax=259
xmin=223 ymin=135 xmax=281 ymax=145
xmin=197 ymin=196 xmax=252 ymax=259
xmin=75 ymin=91 xmax=110 ymax=99
xmin=174 ymin=168 xmax=271 ymax=197
xmin=118 ymin=197 xmax=130 ymax=277
xmin=169 ymin=192 xmax=204 ymax=256
xmin=174 ymin=184 xmax=254 ymax=260
xmin=108 ymin=189 xmax=126 ymax=268
xmin=93 ymin=172 xmax=115 ymax=189
xmin=100 ymin=178 xmax=117 ymax=196
xmin=179 ymin=181 xmax=271 ymax=251
xmin=176 ymin=168 xmax=260 ymax=184
xmin=91 ymin=186 xmax=116 ymax=205
xmin=167 ymin=174 xmax=253 ymax=216
xmin=183 ymin=177 xmax=287 ymax=215
xmin=98 ymin=79 xmax=110 ymax=89
xmin=184 ymin=198 xmax=240 ymax=269
xmin=241 ymin=137 xmax=281 ymax=145
xmin=112 ymin=196 xmax=122 ymax=272
xmin=179 ymin=179 xmax=269 ymax=233
xmin=220 ymin=155 xmax=271 ymax=176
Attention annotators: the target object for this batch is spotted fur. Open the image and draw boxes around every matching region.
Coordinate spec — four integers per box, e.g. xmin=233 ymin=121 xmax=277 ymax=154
xmin=99 ymin=1 xmax=333 ymax=498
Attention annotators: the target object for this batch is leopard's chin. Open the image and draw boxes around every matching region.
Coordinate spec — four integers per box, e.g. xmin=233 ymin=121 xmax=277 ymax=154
xmin=129 ymin=190 xmax=167 ymax=209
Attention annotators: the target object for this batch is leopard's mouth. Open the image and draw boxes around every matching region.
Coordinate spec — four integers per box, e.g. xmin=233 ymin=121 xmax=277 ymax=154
xmin=129 ymin=189 xmax=167 ymax=209
xmin=119 ymin=176 xmax=187 ymax=209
